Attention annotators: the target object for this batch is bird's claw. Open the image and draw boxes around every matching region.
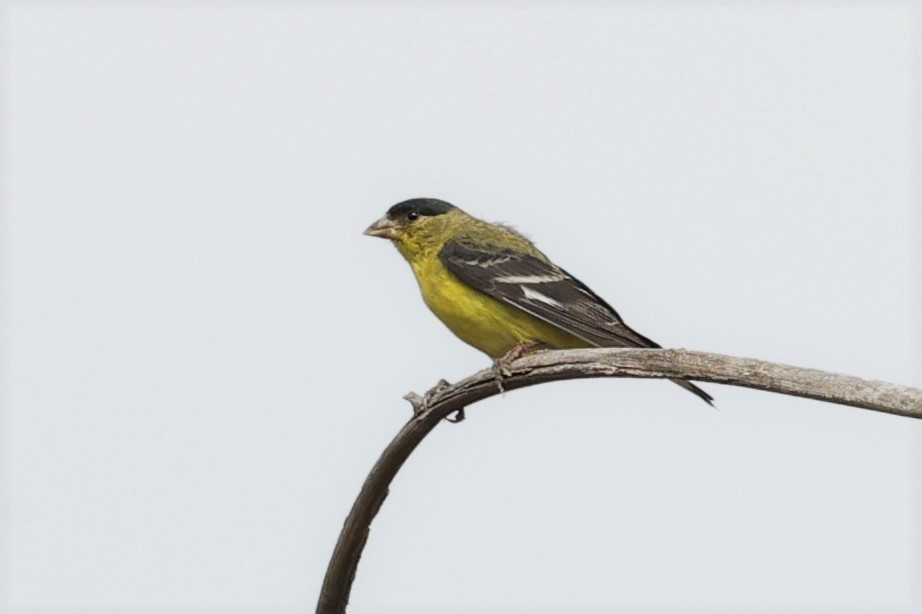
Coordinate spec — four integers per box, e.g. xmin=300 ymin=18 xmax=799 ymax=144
xmin=491 ymin=360 xmax=511 ymax=394
xmin=491 ymin=341 xmax=544 ymax=394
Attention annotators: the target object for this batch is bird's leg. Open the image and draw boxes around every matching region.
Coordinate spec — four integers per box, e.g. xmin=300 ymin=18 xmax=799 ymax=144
xmin=491 ymin=341 xmax=546 ymax=393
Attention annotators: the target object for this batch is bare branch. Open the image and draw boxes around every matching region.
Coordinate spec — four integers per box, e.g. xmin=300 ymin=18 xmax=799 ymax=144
xmin=316 ymin=348 xmax=922 ymax=613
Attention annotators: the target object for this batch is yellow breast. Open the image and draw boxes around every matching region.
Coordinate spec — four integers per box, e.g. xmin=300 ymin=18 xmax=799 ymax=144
xmin=409 ymin=255 xmax=585 ymax=358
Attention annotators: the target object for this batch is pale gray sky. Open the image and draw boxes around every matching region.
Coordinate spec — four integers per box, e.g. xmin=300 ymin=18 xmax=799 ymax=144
xmin=3 ymin=4 xmax=920 ymax=613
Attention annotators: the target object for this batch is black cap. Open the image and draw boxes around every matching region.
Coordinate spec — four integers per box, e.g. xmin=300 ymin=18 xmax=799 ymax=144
xmin=386 ymin=198 xmax=455 ymax=220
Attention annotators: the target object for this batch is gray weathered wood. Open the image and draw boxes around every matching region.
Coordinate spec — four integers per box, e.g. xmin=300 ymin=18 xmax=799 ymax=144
xmin=316 ymin=348 xmax=922 ymax=613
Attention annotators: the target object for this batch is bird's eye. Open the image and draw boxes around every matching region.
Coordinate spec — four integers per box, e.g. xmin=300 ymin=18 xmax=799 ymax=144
xmin=406 ymin=210 xmax=420 ymax=221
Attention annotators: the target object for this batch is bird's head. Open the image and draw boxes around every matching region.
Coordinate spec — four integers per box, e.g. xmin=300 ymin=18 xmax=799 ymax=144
xmin=364 ymin=198 xmax=462 ymax=258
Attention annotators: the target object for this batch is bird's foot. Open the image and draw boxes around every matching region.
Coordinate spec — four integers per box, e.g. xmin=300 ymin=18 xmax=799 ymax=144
xmin=490 ymin=360 xmax=511 ymax=394
xmin=404 ymin=379 xmax=465 ymax=423
xmin=491 ymin=341 xmax=545 ymax=394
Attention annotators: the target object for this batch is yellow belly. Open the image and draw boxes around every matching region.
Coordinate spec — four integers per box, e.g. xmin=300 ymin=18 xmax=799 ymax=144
xmin=410 ymin=256 xmax=586 ymax=358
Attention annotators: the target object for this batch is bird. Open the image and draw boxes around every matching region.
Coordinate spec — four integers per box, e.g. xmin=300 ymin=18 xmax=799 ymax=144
xmin=364 ymin=197 xmax=713 ymax=407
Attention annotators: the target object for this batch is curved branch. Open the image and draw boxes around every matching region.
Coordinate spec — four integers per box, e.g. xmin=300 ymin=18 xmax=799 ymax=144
xmin=316 ymin=348 xmax=922 ymax=613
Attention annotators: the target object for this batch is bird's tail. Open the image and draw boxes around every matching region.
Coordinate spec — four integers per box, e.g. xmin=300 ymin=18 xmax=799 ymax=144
xmin=669 ymin=378 xmax=715 ymax=407
xmin=600 ymin=323 xmax=715 ymax=406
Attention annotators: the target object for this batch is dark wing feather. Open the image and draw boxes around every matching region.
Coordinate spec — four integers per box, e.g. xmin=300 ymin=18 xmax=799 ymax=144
xmin=439 ymin=240 xmax=657 ymax=349
xmin=440 ymin=239 xmax=715 ymax=406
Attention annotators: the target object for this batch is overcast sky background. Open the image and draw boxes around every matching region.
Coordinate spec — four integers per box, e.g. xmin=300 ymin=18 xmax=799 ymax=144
xmin=3 ymin=3 xmax=921 ymax=613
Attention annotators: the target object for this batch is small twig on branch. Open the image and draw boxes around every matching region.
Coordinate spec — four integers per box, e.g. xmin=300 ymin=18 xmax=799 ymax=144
xmin=316 ymin=348 xmax=922 ymax=614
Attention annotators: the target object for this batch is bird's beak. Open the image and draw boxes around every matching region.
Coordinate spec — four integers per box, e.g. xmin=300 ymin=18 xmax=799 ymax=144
xmin=364 ymin=216 xmax=398 ymax=239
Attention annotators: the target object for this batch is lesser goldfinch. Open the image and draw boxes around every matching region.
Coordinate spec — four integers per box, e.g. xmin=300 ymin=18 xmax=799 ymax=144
xmin=365 ymin=198 xmax=713 ymax=405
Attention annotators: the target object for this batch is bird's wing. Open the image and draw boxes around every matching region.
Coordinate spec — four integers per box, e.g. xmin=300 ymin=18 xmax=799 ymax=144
xmin=439 ymin=239 xmax=658 ymax=349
